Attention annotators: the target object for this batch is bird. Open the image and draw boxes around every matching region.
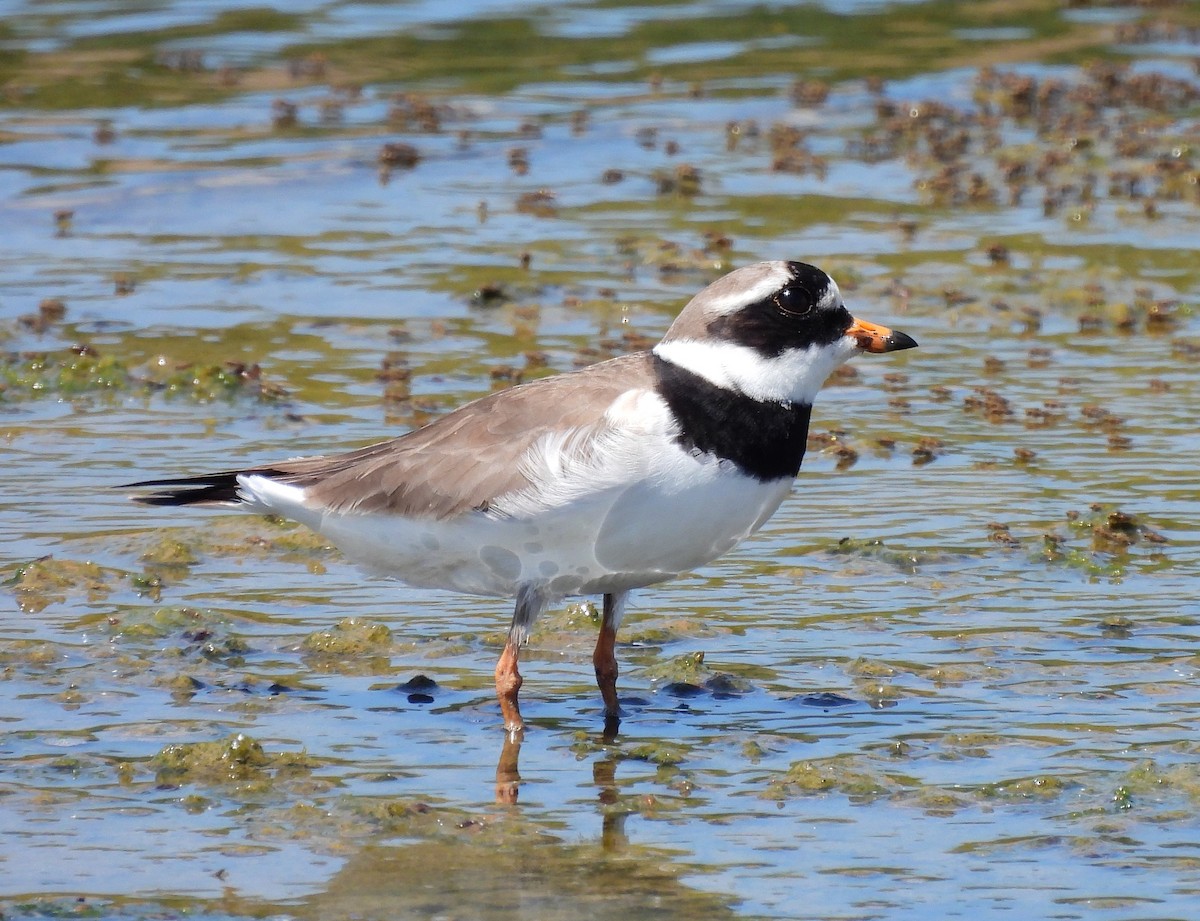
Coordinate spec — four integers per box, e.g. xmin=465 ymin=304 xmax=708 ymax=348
xmin=125 ymin=260 xmax=916 ymax=734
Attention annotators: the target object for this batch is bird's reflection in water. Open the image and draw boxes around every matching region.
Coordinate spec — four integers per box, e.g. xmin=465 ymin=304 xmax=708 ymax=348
xmin=495 ymin=715 xmax=622 ymax=807
xmin=294 ymin=724 xmax=740 ymax=921
xmin=592 ymin=739 xmax=629 ymax=852
xmin=494 ymin=730 xmax=523 ymax=805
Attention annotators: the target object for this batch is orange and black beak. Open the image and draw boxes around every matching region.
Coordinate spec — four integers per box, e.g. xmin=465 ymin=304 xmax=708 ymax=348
xmin=847 ymin=317 xmax=918 ymax=353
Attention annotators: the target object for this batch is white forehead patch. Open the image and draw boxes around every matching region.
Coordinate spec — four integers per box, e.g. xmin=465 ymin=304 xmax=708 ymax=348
xmin=818 ymin=277 xmax=842 ymax=311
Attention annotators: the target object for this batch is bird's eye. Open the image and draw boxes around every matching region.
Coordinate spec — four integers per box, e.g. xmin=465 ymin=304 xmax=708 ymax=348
xmin=773 ymin=285 xmax=814 ymax=318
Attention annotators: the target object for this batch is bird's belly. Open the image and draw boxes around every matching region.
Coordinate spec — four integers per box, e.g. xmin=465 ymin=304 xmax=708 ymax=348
xmin=587 ymin=468 xmax=792 ymax=587
xmin=311 ymin=470 xmax=792 ymax=599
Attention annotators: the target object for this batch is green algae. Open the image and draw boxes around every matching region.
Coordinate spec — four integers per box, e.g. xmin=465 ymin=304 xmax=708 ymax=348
xmin=847 ymin=657 xmax=899 ymax=679
xmin=5 ymin=558 xmax=117 ymax=613
xmin=0 ymin=640 xmax=61 ymax=672
xmin=978 ymin=775 xmax=1071 ymax=802
xmin=641 ymin=650 xmax=709 ymax=685
xmin=301 ymin=618 xmax=394 ymax=675
xmin=151 ymin=732 xmax=318 ymax=789
xmin=0 ymin=897 xmax=113 ymax=920
xmin=138 ymin=537 xmax=199 ymax=567
xmin=1023 ymin=504 xmax=1171 ymax=579
xmin=525 ymin=599 xmax=602 ymax=646
xmin=111 ymin=518 xmax=335 ymax=570
xmin=282 ymin=1 xmax=1107 ymax=94
xmin=1120 ymin=760 xmax=1200 ymax=804
xmin=623 ymin=617 xmax=728 ymax=645
xmin=765 ymin=758 xmax=899 ymax=802
xmin=829 ymin=537 xmax=932 ymax=573
xmin=0 ymin=0 xmax=1156 ymax=115
xmin=940 ymin=732 xmax=1004 ymax=758
xmin=763 ymin=760 xmax=1078 ymax=809
xmin=259 ymin=517 xmax=335 ymax=555
xmin=303 ymin=617 xmax=392 ymax=652
xmin=624 ymin=741 xmax=690 ymax=767
xmin=156 ymin=672 xmax=205 ymax=699
xmin=0 ymin=346 xmax=289 ymax=405
xmin=104 ymin=605 xmax=228 ymax=641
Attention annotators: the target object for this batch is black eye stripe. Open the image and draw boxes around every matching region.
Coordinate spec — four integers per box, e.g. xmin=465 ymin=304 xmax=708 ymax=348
xmin=703 ymin=263 xmax=850 ymax=357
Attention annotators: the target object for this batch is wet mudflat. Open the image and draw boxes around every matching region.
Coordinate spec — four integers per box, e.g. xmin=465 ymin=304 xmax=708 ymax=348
xmin=2 ymin=1 xmax=1200 ymax=918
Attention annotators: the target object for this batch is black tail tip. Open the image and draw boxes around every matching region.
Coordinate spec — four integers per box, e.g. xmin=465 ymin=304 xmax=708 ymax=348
xmin=119 ymin=474 xmax=243 ymax=507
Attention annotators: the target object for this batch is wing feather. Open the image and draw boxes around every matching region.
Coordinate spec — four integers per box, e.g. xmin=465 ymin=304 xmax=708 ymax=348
xmin=270 ymin=352 xmax=654 ymax=518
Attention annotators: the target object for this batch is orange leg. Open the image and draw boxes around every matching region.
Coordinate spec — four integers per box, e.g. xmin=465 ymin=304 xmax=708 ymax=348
xmin=593 ymin=592 xmax=627 ymax=725
xmin=495 ymin=584 xmax=545 ymax=733
xmin=495 ymin=639 xmax=524 ymax=733
xmin=593 ymin=622 xmax=618 ymax=715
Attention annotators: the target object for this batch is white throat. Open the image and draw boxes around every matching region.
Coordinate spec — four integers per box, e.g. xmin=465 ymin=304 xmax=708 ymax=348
xmin=653 ymin=336 xmax=859 ymax=404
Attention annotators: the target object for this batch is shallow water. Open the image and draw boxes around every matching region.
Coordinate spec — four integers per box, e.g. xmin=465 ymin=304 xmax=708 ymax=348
xmin=3 ymin=1 xmax=1200 ymax=919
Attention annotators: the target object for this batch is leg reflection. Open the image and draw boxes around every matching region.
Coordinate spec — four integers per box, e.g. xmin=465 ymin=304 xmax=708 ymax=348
xmin=494 ymin=728 xmax=523 ymax=804
xmin=593 ymin=746 xmax=628 ymax=851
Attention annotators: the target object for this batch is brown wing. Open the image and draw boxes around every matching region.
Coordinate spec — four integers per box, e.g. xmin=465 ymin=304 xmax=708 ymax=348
xmin=269 ymin=351 xmax=656 ymax=518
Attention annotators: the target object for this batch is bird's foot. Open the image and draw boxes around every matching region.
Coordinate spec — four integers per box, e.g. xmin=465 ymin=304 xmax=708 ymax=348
xmin=602 ymin=708 xmax=621 ymax=740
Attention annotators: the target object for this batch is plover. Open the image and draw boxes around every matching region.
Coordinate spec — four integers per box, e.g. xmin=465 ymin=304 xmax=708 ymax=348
xmin=127 ymin=260 xmax=916 ymax=733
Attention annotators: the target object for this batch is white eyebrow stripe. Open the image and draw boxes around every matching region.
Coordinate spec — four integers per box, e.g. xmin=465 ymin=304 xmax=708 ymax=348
xmin=698 ymin=265 xmax=795 ymax=316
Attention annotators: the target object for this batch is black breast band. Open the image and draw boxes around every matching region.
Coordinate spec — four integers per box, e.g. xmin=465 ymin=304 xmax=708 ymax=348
xmin=652 ymin=355 xmax=812 ymax=481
